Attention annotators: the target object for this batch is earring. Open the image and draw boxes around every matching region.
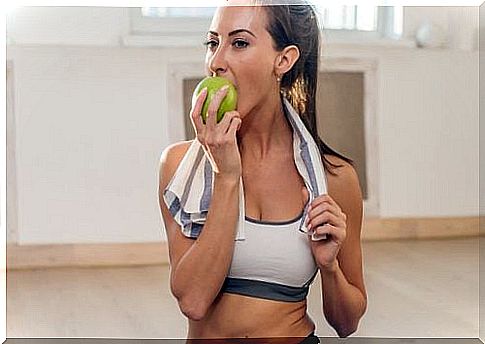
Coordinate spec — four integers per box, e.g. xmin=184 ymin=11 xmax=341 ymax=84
xmin=276 ymin=75 xmax=282 ymax=83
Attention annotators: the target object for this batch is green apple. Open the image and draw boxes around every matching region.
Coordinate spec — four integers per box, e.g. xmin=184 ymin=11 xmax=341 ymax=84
xmin=192 ymin=76 xmax=238 ymax=124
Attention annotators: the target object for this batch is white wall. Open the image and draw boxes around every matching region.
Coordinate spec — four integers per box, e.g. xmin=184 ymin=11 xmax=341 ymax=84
xmin=6 ymin=6 xmax=479 ymax=244
xmin=403 ymin=6 xmax=478 ymax=50
xmin=328 ymin=46 xmax=479 ymax=218
xmin=6 ymin=7 xmax=131 ymax=46
xmin=7 ymin=45 xmax=172 ymax=244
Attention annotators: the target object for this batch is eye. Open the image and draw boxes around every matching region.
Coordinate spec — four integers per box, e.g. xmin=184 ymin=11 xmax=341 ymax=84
xmin=203 ymin=39 xmax=218 ymax=49
xmin=233 ymin=39 xmax=249 ymax=49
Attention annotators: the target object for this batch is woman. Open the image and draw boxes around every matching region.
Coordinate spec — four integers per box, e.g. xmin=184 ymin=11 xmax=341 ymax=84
xmin=158 ymin=0 xmax=367 ymax=342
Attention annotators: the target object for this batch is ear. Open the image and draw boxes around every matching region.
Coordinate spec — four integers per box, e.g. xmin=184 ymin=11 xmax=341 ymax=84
xmin=274 ymin=45 xmax=300 ymax=77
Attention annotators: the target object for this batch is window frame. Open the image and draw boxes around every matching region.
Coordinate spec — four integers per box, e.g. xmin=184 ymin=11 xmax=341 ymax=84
xmin=129 ymin=8 xmax=213 ymax=36
xmin=128 ymin=5 xmax=403 ymax=44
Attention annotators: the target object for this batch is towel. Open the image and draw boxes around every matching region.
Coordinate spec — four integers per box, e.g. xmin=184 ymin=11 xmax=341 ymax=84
xmin=163 ymin=96 xmax=328 ymax=241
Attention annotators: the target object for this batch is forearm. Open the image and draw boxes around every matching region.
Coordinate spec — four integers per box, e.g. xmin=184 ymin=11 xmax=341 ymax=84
xmin=320 ymin=260 xmax=367 ymax=337
xmin=172 ymin=175 xmax=240 ymax=317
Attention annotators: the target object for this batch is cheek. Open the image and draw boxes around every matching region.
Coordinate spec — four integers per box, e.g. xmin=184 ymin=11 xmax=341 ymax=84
xmin=240 ymin=72 xmax=274 ymax=103
xmin=233 ymin=54 xmax=276 ymax=112
xmin=235 ymin=79 xmax=257 ymax=107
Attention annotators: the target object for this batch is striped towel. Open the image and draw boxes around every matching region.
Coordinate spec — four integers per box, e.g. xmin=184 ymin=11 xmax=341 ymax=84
xmin=163 ymin=96 xmax=328 ymax=241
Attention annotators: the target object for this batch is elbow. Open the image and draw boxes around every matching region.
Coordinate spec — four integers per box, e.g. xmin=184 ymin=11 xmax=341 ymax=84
xmin=336 ymin=326 xmax=357 ymax=338
xmin=335 ymin=315 xmax=364 ymax=338
xmin=181 ymin=306 xmax=207 ymax=321
xmin=337 ymin=298 xmax=367 ymax=337
xmin=170 ymin=279 xmax=210 ymax=321
xmin=180 ymin=299 xmax=209 ymax=321
xmin=175 ymin=292 xmax=209 ymax=321
xmin=333 ymin=316 xmax=362 ymax=338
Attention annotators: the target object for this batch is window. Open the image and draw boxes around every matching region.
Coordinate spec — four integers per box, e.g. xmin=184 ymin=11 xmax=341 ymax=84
xmin=141 ymin=7 xmax=216 ymax=18
xmin=134 ymin=5 xmax=403 ymax=39
xmin=318 ymin=5 xmax=379 ymax=31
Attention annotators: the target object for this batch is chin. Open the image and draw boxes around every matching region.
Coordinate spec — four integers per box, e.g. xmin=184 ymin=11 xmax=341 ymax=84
xmin=236 ymin=109 xmax=247 ymax=121
xmin=236 ymin=103 xmax=250 ymax=121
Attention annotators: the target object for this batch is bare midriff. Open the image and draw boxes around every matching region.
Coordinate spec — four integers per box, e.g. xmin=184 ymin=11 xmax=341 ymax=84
xmin=187 ymin=291 xmax=316 ymax=342
xmin=184 ymin=139 xmax=318 ymax=342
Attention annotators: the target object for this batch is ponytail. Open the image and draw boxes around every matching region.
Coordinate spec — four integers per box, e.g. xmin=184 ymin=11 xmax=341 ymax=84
xmin=262 ymin=1 xmax=354 ymax=174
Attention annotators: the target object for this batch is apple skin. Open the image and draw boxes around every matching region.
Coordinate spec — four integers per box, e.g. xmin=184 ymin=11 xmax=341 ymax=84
xmin=192 ymin=76 xmax=238 ymax=124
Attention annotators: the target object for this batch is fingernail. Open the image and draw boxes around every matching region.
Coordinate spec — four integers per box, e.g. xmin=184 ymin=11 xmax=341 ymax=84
xmin=220 ymin=85 xmax=229 ymax=92
xmin=201 ymin=87 xmax=208 ymax=94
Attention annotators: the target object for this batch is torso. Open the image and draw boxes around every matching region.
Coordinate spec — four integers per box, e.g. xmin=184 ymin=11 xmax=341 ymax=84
xmin=187 ymin=146 xmax=317 ymax=341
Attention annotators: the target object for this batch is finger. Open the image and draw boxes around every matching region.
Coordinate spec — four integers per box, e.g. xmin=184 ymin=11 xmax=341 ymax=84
xmin=307 ymin=202 xmax=341 ymax=221
xmin=311 ymin=225 xmax=332 ymax=241
xmin=206 ymin=85 xmax=229 ymax=132
xmin=309 ymin=194 xmax=335 ymax=209
xmin=307 ymin=212 xmax=342 ymax=230
xmin=309 ymin=194 xmax=342 ymax=215
xmin=311 ymin=232 xmax=328 ymax=241
xmin=325 ymin=195 xmax=342 ymax=210
xmin=226 ymin=116 xmax=242 ymax=138
xmin=217 ymin=110 xmax=240 ymax=133
xmin=306 ymin=212 xmax=332 ymax=229
xmin=314 ymin=224 xmax=346 ymax=243
xmin=190 ymin=88 xmax=208 ymax=137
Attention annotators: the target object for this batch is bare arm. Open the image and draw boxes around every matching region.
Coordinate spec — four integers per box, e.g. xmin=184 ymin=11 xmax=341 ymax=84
xmin=159 ymin=142 xmax=240 ymax=321
xmin=320 ymin=156 xmax=367 ymax=337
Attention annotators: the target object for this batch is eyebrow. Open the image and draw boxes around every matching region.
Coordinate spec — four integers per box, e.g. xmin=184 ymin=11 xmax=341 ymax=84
xmin=208 ymin=29 xmax=257 ymax=38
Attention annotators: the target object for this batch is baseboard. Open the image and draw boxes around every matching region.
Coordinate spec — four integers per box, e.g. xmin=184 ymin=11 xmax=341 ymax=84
xmin=362 ymin=216 xmax=480 ymax=241
xmin=7 ymin=242 xmax=169 ymax=270
xmin=7 ymin=216 xmax=481 ymax=270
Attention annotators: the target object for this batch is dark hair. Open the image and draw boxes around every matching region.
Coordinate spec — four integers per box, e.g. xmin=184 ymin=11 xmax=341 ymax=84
xmin=256 ymin=0 xmax=354 ymax=175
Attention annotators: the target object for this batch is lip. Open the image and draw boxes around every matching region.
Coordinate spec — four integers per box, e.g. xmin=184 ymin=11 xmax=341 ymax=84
xmin=223 ymin=77 xmax=237 ymax=90
xmin=210 ymin=74 xmax=237 ymax=90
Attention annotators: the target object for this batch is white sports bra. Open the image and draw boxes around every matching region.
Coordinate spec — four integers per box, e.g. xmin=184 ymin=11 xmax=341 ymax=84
xmin=221 ymin=211 xmax=319 ymax=302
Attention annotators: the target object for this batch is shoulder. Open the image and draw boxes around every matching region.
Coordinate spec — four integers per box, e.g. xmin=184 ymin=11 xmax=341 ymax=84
xmin=158 ymin=139 xmax=194 ymax=188
xmin=160 ymin=139 xmax=194 ymax=165
xmin=323 ymin=154 xmax=359 ymax=187
xmin=323 ymin=154 xmax=362 ymax=215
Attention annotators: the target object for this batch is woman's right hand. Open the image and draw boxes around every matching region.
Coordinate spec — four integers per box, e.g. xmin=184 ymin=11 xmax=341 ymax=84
xmin=190 ymin=85 xmax=243 ymax=180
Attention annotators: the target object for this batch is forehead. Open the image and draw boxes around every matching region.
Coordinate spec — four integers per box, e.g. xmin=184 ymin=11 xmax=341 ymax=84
xmin=209 ymin=5 xmax=268 ymax=35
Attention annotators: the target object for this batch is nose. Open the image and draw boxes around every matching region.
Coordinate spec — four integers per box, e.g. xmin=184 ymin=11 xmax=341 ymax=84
xmin=208 ymin=43 xmax=228 ymax=77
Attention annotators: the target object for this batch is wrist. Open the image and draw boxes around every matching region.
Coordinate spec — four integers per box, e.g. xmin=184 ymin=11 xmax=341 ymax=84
xmin=319 ymin=260 xmax=339 ymax=274
xmin=214 ymin=173 xmax=240 ymax=186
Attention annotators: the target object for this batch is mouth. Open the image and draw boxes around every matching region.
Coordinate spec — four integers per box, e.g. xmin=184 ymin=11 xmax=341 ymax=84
xmin=209 ymin=74 xmax=237 ymax=89
xmin=226 ymin=78 xmax=237 ymax=90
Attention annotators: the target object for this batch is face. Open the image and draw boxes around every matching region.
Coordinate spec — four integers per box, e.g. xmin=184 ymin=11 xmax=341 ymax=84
xmin=204 ymin=3 xmax=280 ymax=118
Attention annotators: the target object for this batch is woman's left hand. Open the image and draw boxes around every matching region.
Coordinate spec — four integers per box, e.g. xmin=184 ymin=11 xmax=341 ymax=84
xmin=302 ymin=187 xmax=347 ymax=272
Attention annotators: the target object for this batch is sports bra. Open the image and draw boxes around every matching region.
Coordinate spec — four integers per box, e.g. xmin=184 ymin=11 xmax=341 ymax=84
xmin=220 ymin=211 xmax=319 ymax=302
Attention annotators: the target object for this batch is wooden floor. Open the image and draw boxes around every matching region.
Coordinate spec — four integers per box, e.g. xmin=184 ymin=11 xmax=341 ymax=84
xmin=7 ymin=237 xmax=479 ymax=338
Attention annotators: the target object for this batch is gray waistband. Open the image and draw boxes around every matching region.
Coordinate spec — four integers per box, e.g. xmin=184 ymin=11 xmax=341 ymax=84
xmin=221 ymin=272 xmax=318 ymax=302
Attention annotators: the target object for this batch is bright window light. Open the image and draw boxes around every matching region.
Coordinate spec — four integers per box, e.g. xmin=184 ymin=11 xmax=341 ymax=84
xmin=142 ymin=7 xmax=216 ymax=18
xmin=315 ymin=5 xmax=377 ymax=31
xmin=140 ymin=5 xmax=403 ymax=38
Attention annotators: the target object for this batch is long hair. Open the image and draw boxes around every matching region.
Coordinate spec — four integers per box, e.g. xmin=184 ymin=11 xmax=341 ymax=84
xmin=257 ymin=0 xmax=354 ymax=174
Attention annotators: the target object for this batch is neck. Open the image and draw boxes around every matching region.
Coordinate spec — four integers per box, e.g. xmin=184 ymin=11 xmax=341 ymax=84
xmin=237 ymin=94 xmax=293 ymax=161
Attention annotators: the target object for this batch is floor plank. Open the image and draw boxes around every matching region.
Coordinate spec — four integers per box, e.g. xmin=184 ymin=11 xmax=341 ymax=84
xmin=7 ymin=237 xmax=479 ymax=338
